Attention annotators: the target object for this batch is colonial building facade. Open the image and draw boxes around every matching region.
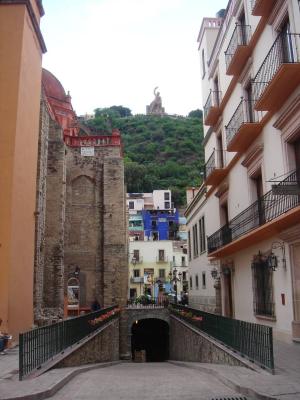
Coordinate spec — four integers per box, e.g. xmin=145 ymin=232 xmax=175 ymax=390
xmin=128 ymin=240 xmax=188 ymax=300
xmin=188 ymin=0 xmax=300 ymax=342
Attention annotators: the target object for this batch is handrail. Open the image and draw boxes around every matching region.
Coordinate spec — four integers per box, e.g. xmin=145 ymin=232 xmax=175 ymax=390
xmin=225 ymin=98 xmax=262 ymax=146
xmin=19 ymin=305 xmax=120 ymax=380
xmin=225 ymin=24 xmax=251 ymax=70
xmin=207 ymin=170 xmax=300 ymax=253
xmin=170 ymin=304 xmax=274 ymax=371
xmin=253 ymin=32 xmax=300 ymax=103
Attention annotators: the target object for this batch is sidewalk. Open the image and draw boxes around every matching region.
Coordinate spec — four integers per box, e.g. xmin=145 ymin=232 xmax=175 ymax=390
xmin=0 ymin=349 xmax=120 ymax=400
xmin=0 ymin=347 xmax=18 ymax=381
xmin=0 ymin=339 xmax=300 ymax=400
xmin=273 ymin=338 xmax=300 ymax=380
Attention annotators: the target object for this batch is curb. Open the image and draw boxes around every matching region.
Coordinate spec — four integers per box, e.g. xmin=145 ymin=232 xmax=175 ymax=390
xmin=0 ymin=361 xmax=121 ymax=400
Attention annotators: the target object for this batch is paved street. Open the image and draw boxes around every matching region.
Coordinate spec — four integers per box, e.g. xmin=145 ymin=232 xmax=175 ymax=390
xmin=1 ymin=339 xmax=300 ymax=399
xmin=48 ymin=362 xmax=242 ymax=400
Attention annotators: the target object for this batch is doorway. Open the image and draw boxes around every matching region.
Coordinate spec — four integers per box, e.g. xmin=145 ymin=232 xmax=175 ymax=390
xmin=131 ymin=319 xmax=169 ymax=362
xmin=223 ymin=268 xmax=234 ymax=318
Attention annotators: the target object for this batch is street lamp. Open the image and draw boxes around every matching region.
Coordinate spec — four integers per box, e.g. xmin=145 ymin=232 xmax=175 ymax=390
xmin=169 ymin=268 xmax=182 ymax=304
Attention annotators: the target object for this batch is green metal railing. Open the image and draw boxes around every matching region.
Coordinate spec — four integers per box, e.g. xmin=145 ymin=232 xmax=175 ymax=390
xmin=170 ymin=304 xmax=274 ymax=372
xmin=19 ymin=305 xmax=119 ymax=380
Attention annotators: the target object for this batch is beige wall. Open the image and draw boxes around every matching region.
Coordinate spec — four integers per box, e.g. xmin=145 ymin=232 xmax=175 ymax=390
xmin=0 ymin=4 xmax=43 ymax=338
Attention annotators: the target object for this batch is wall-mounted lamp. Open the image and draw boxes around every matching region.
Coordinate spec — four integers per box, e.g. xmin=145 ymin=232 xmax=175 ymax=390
xmin=267 ymin=241 xmax=286 ymax=271
xmin=211 ymin=267 xmax=220 ymax=280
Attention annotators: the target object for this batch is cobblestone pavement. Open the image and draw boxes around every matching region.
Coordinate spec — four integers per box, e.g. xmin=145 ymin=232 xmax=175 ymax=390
xmin=48 ymin=362 xmax=243 ymax=400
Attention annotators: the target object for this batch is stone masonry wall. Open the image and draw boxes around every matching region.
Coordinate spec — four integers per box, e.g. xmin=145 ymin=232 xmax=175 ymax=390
xmin=56 ymin=318 xmax=119 ymax=367
xmin=120 ymin=308 xmax=170 ymax=359
xmin=41 ymin=118 xmax=66 ymax=321
xmin=65 ymin=147 xmax=128 ymax=310
xmin=34 ymin=93 xmax=49 ymax=322
xmin=103 ymin=157 xmax=128 ymax=308
xmin=169 ymin=315 xmax=246 ymax=367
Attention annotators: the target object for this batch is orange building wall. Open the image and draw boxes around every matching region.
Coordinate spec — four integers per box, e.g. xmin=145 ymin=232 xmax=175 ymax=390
xmin=0 ymin=4 xmax=43 ymax=340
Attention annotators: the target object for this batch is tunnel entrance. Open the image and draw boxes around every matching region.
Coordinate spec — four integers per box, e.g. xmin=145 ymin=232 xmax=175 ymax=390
xmin=131 ymin=318 xmax=169 ymax=362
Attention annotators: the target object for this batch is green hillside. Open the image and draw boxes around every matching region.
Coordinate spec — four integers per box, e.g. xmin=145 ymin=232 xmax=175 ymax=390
xmin=85 ymin=108 xmax=204 ymax=206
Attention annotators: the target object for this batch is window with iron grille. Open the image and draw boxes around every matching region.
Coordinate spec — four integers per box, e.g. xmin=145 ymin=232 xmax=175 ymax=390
xmin=188 ymin=231 xmax=191 ymax=260
xmin=201 ymin=48 xmax=206 ymax=78
xmin=199 ymin=216 xmax=206 ymax=253
xmin=159 ymin=269 xmax=165 ymax=278
xmin=129 ymin=201 xmax=134 ymax=209
xmin=133 ymin=269 xmax=140 ymax=277
xmin=202 ymin=272 xmax=206 ymax=289
xmin=193 ymin=224 xmax=199 ymax=258
xmin=158 ymin=249 xmax=165 ymax=261
xmin=252 ymin=258 xmax=275 ymax=317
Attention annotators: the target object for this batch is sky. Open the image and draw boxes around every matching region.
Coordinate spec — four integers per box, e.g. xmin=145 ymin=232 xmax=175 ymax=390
xmin=41 ymin=0 xmax=227 ymax=116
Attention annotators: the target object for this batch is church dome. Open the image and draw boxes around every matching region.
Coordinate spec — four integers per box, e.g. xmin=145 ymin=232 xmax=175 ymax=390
xmin=42 ymin=68 xmax=66 ymax=101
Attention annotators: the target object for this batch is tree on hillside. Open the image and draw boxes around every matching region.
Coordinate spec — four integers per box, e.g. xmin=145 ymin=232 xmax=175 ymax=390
xmin=94 ymin=106 xmax=132 ymax=118
xmin=85 ymin=111 xmax=204 ymax=206
xmin=188 ymin=109 xmax=203 ymax=119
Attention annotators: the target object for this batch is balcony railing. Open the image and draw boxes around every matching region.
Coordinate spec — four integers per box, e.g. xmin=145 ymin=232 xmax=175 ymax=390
xmin=127 ymin=297 xmax=169 ymax=308
xmin=225 ymin=24 xmax=251 ymax=74
xmin=156 ymin=256 xmax=169 ymax=263
xmin=208 ymin=170 xmax=300 ymax=254
xmin=253 ymin=32 xmax=300 ymax=111
xmin=130 ymin=276 xmax=144 ymax=283
xmin=203 ymin=149 xmax=226 ymax=183
xmin=130 ymin=257 xmax=143 ymax=264
xmin=64 ymin=134 xmax=121 ymax=147
xmin=203 ymin=90 xmax=222 ymax=125
xmin=225 ymin=99 xmax=263 ymax=151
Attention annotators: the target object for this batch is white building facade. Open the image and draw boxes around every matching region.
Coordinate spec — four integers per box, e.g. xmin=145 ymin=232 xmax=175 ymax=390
xmin=191 ymin=0 xmax=300 ymax=342
xmin=126 ymin=190 xmax=172 ymax=214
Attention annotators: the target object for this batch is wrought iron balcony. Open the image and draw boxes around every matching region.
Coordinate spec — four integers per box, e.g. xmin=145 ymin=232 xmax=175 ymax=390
xmin=203 ymin=149 xmax=226 ymax=187
xmin=130 ymin=256 xmax=143 ymax=264
xmin=156 ymin=256 xmax=169 ymax=263
xmin=225 ymin=99 xmax=263 ymax=152
xmin=208 ymin=170 xmax=300 ymax=255
xmin=251 ymin=0 xmax=276 ymax=16
xmin=253 ymin=32 xmax=300 ymax=112
xmin=225 ymin=24 xmax=251 ymax=75
xmin=203 ymin=90 xmax=222 ymax=126
xmin=130 ymin=276 xmax=144 ymax=283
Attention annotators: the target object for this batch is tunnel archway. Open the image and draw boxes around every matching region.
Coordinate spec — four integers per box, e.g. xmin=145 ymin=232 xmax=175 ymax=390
xmin=131 ymin=318 xmax=169 ymax=362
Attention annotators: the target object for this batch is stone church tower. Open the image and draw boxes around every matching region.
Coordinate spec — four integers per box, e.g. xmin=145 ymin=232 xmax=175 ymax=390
xmin=34 ymin=69 xmax=128 ymax=325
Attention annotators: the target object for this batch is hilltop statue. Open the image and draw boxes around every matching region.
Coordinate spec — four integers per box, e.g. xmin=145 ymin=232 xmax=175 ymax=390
xmin=146 ymin=87 xmax=165 ymax=115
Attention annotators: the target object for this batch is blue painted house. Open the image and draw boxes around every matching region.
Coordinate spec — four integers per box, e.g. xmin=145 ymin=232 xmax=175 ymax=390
xmin=142 ymin=209 xmax=179 ymax=241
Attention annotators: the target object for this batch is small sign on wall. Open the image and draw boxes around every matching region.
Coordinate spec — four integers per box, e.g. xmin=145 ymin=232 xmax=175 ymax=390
xmin=81 ymin=146 xmax=94 ymax=156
